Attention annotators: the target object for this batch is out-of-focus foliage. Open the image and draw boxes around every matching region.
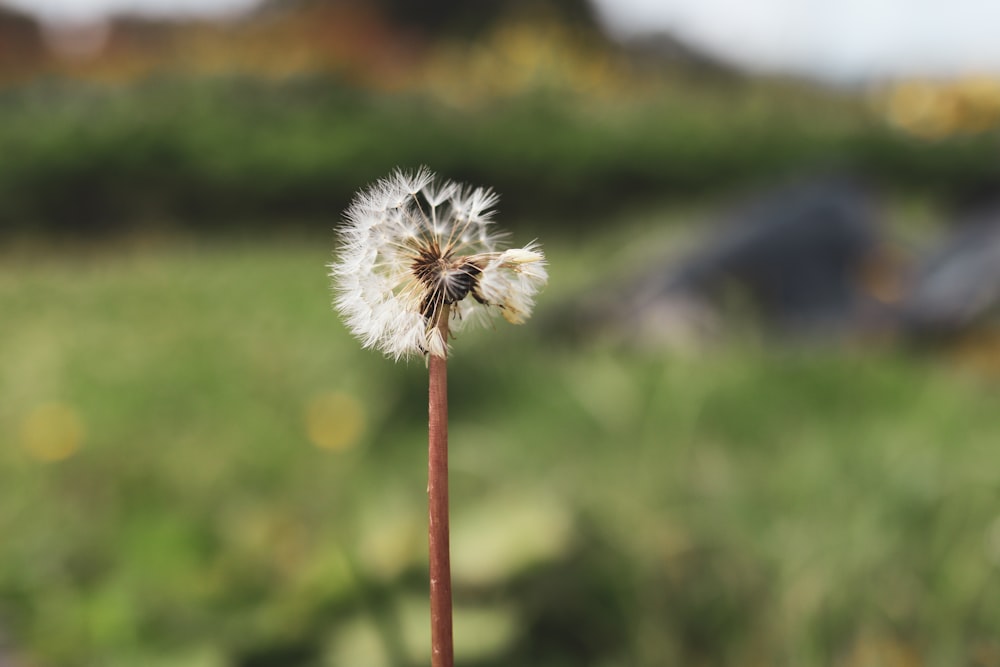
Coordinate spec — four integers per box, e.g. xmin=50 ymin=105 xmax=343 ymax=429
xmin=0 ymin=1 xmax=603 ymax=87
xmin=1 ymin=0 xmax=999 ymax=239
xmin=2 ymin=229 xmax=1000 ymax=666
xmin=0 ymin=75 xmax=998 ymax=238
xmin=880 ymin=77 xmax=1000 ymax=139
xmin=362 ymin=0 xmax=602 ymax=37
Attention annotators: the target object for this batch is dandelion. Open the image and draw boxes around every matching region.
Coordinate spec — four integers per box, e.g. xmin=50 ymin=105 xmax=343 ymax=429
xmin=330 ymin=167 xmax=547 ymax=360
xmin=329 ymin=168 xmax=547 ymax=667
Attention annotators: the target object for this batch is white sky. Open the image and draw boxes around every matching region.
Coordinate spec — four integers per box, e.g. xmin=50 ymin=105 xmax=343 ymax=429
xmin=4 ymin=0 xmax=1000 ymax=81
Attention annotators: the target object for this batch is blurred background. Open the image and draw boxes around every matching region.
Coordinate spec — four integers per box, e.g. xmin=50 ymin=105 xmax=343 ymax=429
xmin=2 ymin=0 xmax=1000 ymax=665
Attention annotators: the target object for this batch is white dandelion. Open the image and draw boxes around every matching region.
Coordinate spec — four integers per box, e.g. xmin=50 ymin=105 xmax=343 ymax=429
xmin=328 ymin=167 xmax=548 ymax=667
xmin=330 ymin=167 xmax=548 ymax=360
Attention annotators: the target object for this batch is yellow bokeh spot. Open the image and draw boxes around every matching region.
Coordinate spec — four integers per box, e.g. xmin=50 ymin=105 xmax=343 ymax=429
xmin=304 ymin=392 xmax=365 ymax=452
xmin=20 ymin=402 xmax=84 ymax=463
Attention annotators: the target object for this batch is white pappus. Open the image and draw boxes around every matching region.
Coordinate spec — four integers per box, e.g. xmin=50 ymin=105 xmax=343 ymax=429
xmin=330 ymin=168 xmax=548 ymax=360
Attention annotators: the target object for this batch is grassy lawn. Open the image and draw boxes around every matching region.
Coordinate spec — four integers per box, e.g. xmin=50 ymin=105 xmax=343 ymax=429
xmin=1 ymin=229 xmax=999 ymax=666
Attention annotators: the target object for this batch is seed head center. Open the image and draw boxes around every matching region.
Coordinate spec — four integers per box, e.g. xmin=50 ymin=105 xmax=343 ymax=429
xmin=412 ymin=245 xmax=486 ymax=317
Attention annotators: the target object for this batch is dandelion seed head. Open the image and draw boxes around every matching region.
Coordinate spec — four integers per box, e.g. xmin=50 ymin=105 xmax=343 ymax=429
xmin=331 ymin=168 xmax=548 ymax=360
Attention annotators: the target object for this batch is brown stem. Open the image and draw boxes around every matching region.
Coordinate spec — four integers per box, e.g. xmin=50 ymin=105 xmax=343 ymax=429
xmin=428 ymin=308 xmax=454 ymax=667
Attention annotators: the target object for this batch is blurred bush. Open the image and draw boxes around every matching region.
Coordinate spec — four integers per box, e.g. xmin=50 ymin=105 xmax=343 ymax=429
xmin=0 ymin=75 xmax=998 ymax=238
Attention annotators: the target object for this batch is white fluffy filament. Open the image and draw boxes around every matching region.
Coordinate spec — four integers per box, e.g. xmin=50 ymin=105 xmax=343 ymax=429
xmin=330 ymin=168 xmax=548 ymax=360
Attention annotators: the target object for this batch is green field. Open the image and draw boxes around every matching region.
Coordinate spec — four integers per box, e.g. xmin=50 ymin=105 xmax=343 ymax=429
xmin=2 ymin=228 xmax=1000 ymax=667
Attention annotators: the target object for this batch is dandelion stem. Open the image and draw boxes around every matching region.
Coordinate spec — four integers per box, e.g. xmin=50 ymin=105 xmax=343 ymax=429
xmin=428 ymin=307 xmax=454 ymax=667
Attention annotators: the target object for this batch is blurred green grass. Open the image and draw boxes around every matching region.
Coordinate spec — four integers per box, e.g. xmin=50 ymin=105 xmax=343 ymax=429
xmin=2 ymin=230 xmax=1000 ymax=666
